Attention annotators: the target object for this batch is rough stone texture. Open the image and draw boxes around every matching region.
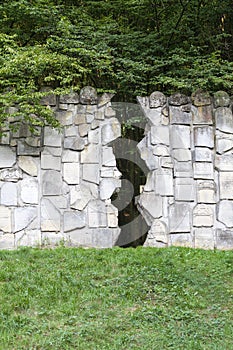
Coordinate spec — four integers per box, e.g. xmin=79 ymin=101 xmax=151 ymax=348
xmin=0 ymin=87 xmax=121 ymax=249
xmin=0 ymin=146 xmax=16 ymax=168
xmin=1 ymin=89 xmax=233 ymax=250
xmin=137 ymin=90 xmax=233 ymax=249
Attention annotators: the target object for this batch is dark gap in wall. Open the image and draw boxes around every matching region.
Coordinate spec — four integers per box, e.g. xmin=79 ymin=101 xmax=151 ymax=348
xmin=110 ymin=101 xmax=149 ymax=247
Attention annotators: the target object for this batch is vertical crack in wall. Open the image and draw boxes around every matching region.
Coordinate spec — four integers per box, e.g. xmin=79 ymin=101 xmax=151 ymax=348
xmin=111 ymin=102 xmax=149 ymax=247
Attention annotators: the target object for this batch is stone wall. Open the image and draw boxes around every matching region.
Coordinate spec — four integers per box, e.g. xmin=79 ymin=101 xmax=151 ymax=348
xmin=0 ymin=87 xmax=121 ymax=249
xmin=136 ymin=90 xmax=233 ymax=249
xmin=1 ymin=87 xmax=233 ymax=250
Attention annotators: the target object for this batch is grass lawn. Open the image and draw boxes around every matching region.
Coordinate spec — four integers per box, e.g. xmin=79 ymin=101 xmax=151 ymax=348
xmin=0 ymin=246 xmax=232 ymax=349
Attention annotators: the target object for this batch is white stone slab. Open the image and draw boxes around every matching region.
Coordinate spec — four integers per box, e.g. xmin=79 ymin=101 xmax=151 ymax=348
xmin=194 ymin=147 xmax=213 ymax=162
xmin=193 ymin=163 xmax=214 ymax=179
xmin=219 ymin=172 xmax=233 ymax=199
xmin=0 ymin=206 xmax=11 ymax=232
xmin=150 ymin=126 xmax=170 ymax=145
xmin=193 ymin=204 xmax=214 ymax=227
xmin=20 ymin=178 xmax=39 ymax=204
xmin=63 ymin=163 xmax=80 ymax=184
xmin=0 ymin=146 xmax=16 ymax=168
xmin=194 ymin=228 xmax=214 ymax=249
xmin=218 ymin=200 xmax=233 ymax=228
xmin=18 ymin=156 xmax=38 ymax=176
xmin=194 ymin=126 xmax=214 ymax=148
xmin=175 ymin=178 xmax=195 ymax=201
xmin=170 ymin=125 xmax=191 ymax=149
xmin=169 ymin=202 xmax=191 ymax=232
xmin=0 ymin=182 xmax=18 ymax=206
xmin=197 ymin=180 xmax=216 ymax=203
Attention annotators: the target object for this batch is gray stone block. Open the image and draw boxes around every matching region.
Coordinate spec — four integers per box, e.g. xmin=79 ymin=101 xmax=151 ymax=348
xmin=193 ymin=163 xmax=214 ymax=179
xmin=63 ymin=211 xmax=86 ymax=232
xmin=215 ymin=154 xmax=233 ymax=171
xmin=83 ymin=164 xmax=100 ymax=184
xmin=197 ymin=180 xmax=216 ymax=203
xmin=18 ymin=156 xmax=38 ymax=176
xmin=41 ymin=198 xmax=60 ymax=232
xmin=169 ymin=105 xmax=192 ymax=124
xmin=213 ymin=91 xmax=230 ymax=108
xmin=0 ymin=146 xmax=16 ymax=168
xmin=80 ymin=86 xmax=97 ymax=105
xmin=44 ymin=127 xmax=62 ymax=147
xmin=218 ymin=200 xmax=233 ymax=228
xmin=63 ymin=162 xmax=80 ymax=184
xmin=175 ymin=178 xmax=195 ymax=201
xmin=70 ymin=184 xmax=93 ymax=210
xmin=64 ymin=136 xmax=86 ymax=151
xmin=0 ymin=234 xmax=15 ymax=249
xmin=192 ymin=105 xmax=213 ymax=124
xmin=14 ymin=207 xmax=37 ymax=233
xmin=216 ymin=229 xmax=233 ymax=249
xmin=81 ymin=144 xmax=101 ymax=164
xmin=20 ymin=178 xmax=39 ymax=204
xmin=42 ymin=170 xmax=63 ymax=195
xmin=0 ymin=168 xmax=23 ymax=182
xmin=194 ymin=126 xmax=214 ymax=148
xmin=150 ymin=126 xmax=169 ymax=145
xmin=219 ymin=172 xmax=233 ymax=199
xmin=194 ymin=228 xmax=215 ymax=249
xmin=194 ymin=147 xmax=213 ymax=162
xmin=215 ymin=107 xmax=233 ymax=133
xmin=170 ymin=233 xmax=193 ymax=247
xmin=170 ymin=125 xmax=191 ymax=149
xmin=0 ymin=182 xmax=18 ymax=206
xmin=155 ymin=169 xmax=173 ymax=196
xmin=17 ymin=140 xmax=40 ymax=156
xmin=149 ymin=91 xmax=166 ymax=108
xmin=41 ymin=153 xmax=61 ymax=170
xmin=169 ymin=202 xmax=191 ymax=232
xmin=0 ymin=206 xmax=12 ymax=232
xmin=101 ymin=118 xmax=121 ymax=145
xmin=193 ymin=204 xmax=214 ymax=227
xmin=88 ymin=200 xmax=107 ymax=228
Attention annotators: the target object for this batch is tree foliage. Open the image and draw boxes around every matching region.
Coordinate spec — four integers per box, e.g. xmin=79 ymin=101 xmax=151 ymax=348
xmin=0 ymin=0 xmax=232 ymax=130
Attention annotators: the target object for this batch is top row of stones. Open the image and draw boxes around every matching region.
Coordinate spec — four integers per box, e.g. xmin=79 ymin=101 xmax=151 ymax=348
xmin=149 ymin=90 xmax=232 ymax=108
xmin=41 ymin=86 xmax=114 ymax=107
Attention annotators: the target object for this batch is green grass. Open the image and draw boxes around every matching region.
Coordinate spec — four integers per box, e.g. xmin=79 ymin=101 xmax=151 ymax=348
xmin=0 ymin=247 xmax=232 ymax=350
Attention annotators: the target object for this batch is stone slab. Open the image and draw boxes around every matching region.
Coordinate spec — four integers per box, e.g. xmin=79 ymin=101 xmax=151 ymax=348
xmin=216 ymin=229 xmax=233 ymax=249
xmin=0 ymin=146 xmax=16 ymax=168
xmin=20 ymin=178 xmax=39 ymax=204
xmin=41 ymin=198 xmax=60 ymax=232
xmin=194 ymin=126 xmax=214 ymax=148
xmin=18 ymin=156 xmax=38 ymax=176
xmin=0 ymin=182 xmax=18 ymax=206
xmin=219 ymin=172 xmax=233 ymax=199
xmin=14 ymin=207 xmax=37 ymax=232
xmin=175 ymin=178 xmax=195 ymax=201
xmin=170 ymin=125 xmax=191 ymax=149
xmin=217 ymin=200 xmax=233 ymax=228
xmin=150 ymin=126 xmax=169 ymax=145
xmin=215 ymin=154 xmax=233 ymax=171
xmin=194 ymin=228 xmax=214 ymax=249
xmin=0 ymin=206 xmax=11 ymax=232
xmin=63 ymin=163 xmax=80 ymax=184
xmin=194 ymin=147 xmax=213 ymax=162
xmin=63 ymin=211 xmax=86 ymax=232
xmin=215 ymin=107 xmax=233 ymax=133
xmin=169 ymin=202 xmax=191 ymax=232
xmin=197 ymin=180 xmax=216 ymax=203
xmin=193 ymin=163 xmax=214 ymax=179
xmin=193 ymin=204 xmax=214 ymax=227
